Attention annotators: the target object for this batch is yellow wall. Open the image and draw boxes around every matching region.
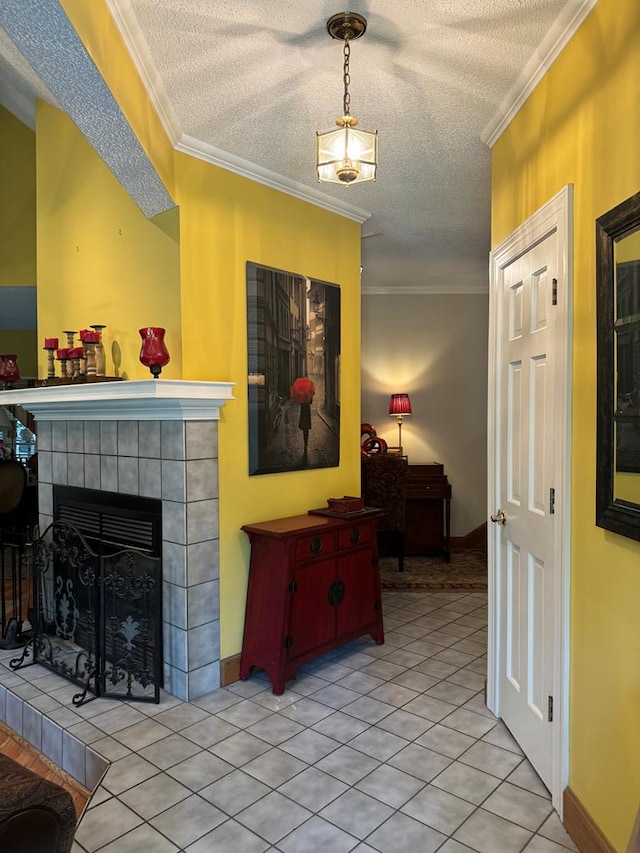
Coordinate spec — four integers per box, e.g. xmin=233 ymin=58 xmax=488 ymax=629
xmin=36 ymin=6 xmax=362 ymax=662
xmin=0 ymin=106 xmax=36 ymax=286
xmin=174 ymin=153 xmax=362 ymax=656
xmin=36 ymin=101 xmax=181 ymax=380
xmin=491 ymin=0 xmax=640 ymax=848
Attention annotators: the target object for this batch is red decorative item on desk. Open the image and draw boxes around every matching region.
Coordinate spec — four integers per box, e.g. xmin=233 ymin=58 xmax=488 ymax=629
xmin=0 ymin=354 xmax=20 ymax=389
xmin=139 ymin=327 xmax=170 ymax=379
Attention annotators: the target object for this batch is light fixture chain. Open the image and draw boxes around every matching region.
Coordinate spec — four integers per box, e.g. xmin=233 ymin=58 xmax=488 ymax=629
xmin=343 ymin=38 xmax=351 ymax=116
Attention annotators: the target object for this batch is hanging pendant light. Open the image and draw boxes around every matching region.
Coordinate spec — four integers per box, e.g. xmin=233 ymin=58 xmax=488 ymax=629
xmin=316 ymin=12 xmax=378 ymax=186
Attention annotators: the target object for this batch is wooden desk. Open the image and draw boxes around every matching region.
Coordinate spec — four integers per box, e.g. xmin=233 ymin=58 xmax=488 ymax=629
xmin=404 ymin=463 xmax=451 ymax=561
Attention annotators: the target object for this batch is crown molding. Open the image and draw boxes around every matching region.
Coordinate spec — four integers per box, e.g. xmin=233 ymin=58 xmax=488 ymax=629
xmin=176 ymin=135 xmax=372 ymax=224
xmin=481 ymin=0 xmax=598 ymax=148
xmin=106 ymin=0 xmax=371 ymax=225
xmin=105 ymin=0 xmax=181 ymax=146
xmin=362 ymin=282 xmax=489 ymax=296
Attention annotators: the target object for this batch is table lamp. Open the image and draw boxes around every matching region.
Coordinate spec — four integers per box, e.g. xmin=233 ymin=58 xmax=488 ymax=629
xmin=388 ymin=393 xmax=412 ymax=455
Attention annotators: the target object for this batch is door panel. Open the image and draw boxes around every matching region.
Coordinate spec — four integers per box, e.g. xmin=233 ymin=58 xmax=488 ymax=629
xmin=499 ymin=232 xmax=557 ymax=790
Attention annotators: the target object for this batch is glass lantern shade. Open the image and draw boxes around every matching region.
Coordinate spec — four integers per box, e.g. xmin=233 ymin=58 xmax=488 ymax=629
xmin=316 ymin=119 xmax=378 ymax=185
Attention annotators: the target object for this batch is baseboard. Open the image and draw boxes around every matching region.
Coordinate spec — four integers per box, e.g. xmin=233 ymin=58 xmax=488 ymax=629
xmin=563 ymin=787 xmax=616 ymax=853
xmin=220 ymin=654 xmax=241 ymax=686
xmin=450 ymin=522 xmax=487 ymax=551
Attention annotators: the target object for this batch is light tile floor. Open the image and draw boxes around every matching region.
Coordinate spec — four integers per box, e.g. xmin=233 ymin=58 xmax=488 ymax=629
xmin=0 ymin=588 xmax=579 ymax=853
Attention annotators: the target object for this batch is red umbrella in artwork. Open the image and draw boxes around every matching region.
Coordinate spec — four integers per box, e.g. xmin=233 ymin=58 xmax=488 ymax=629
xmin=290 ymin=377 xmax=315 ymax=404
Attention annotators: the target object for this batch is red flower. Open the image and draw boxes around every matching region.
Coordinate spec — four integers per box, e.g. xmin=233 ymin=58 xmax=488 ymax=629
xmin=290 ymin=377 xmax=315 ymax=404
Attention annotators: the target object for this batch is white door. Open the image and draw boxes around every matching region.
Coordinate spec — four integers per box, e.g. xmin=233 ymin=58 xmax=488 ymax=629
xmin=487 ymin=186 xmax=572 ymax=811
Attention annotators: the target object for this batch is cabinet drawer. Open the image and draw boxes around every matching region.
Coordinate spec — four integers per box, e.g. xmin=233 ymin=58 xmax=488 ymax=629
xmin=294 ymin=531 xmax=336 ymax=562
xmin=337 ymin=523 xmax=373 ymax=550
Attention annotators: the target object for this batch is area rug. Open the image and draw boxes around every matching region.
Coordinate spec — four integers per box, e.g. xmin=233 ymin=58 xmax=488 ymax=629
xmin=379 ymin=549 xmax=487 ymax=590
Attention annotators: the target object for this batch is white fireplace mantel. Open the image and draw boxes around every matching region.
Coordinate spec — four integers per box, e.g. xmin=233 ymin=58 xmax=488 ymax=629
xmin=0 ymin=379 xmax=236 ymax=421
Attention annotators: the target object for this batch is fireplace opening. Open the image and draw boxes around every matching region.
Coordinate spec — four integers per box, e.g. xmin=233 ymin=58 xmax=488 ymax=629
xmin=11 ymin=487 xmax=164 ymax=705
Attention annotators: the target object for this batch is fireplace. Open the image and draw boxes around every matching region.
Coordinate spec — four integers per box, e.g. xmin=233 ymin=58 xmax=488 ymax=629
xmin=1 ymin=380 xmax=234 ymax=701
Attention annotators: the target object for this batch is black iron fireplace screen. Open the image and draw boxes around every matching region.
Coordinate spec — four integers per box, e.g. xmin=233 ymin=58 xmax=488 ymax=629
xmin=12 ymin=521 xmax=162 ymax=705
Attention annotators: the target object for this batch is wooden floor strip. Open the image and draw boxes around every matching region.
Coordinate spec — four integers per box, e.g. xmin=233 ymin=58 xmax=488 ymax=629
xmin=0 ymin=720 xmax=90 ymax=819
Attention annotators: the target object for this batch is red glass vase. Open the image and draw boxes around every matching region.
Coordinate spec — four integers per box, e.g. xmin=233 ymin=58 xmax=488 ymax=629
xmin=139 ymin=327 xmax=170 ymax=379
xmin=0 ymin=354 xmax=20 ymax=389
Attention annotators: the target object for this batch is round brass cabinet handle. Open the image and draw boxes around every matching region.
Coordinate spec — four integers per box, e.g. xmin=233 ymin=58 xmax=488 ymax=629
xmin=490 ymin=509 xmax=507 ymax=525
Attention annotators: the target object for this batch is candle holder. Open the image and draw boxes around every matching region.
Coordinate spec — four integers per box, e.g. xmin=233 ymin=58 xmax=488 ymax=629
xmin=90 ymin=325 xmax=107 ymax=376
xmin=43 ymin=346 xmax=57 ymax=379
xmin=62 ymin=330 xmax=76 ymax=349
xmin=139 ymin=327 xmax=170 ymax=379
xmin=56 ymin=348 xmax=71 ymax=379
xmin=70 ymin=347 xmax=84 ymax=379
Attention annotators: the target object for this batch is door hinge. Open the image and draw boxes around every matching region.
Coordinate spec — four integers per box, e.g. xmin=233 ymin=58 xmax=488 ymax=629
xmin=288 ymin=580 xmax=297 ymax=594
xmin=283 ymin=635 xmax=293 ymax=649
xmin=552 ymin=277 xmax=558 ymax=306
xmin=549 ymin=487 xmax=556 ymax=515
xmin=548 ymin=695 xmax=554 ymax=722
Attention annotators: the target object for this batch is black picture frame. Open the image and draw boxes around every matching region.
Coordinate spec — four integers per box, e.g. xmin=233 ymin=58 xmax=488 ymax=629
xmin=246 ymin=262 xmax=341 ymax=476
xmin=595 ymin=190 xmax=640 ymax=541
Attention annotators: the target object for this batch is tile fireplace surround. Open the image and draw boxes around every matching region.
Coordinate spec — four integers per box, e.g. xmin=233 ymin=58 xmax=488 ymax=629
xmin=1 ymin=380 xmax=235 ymax=703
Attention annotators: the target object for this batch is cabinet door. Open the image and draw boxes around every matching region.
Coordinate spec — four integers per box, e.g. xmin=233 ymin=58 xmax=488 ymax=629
xmin=289 ymin=558 xmax=336 ymax=658
xmin=337 ymin=549 xmax=379 ymax=636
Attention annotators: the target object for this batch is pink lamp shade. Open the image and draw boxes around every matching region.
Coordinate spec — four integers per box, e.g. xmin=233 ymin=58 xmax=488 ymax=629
xmin=389 ymin=393 xmax=412 ymax=417
xmin=139 ymin=327 xmax=170 ymax=379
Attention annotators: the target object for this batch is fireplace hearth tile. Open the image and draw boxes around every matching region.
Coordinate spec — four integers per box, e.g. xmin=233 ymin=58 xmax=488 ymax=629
xmin=112 ymin=717 xmax=174 ymax=751
xmin=187 ymin=580 xmax=219 ymax=628
xmin=85 ymin=454 xmax=101 ymax=489
xmin=187 ymin=621 xmax=220 ymax=671
xmin=163 ymin=541 xmax=187 ymax=586
xmin=52 ymin=421 xmax=68 ymax=452
xmin=91 ymin=704 xmax=148 ymax=736
xmin=162 ymin=459 xmax=187 ymax=502
xmin=187 ymin=499 xmax=219 ymax=543
xmin=144 ymin=421 xmax=161 ymax=458
xmin=22 ymin=703 xmax=42 ymax=749
xmin=164 ymin=623 xmax=188 ymax=670
xmin=68 ymin=421 xmax=84 ymax=449
xmin=163 ymin=501 xmax=187 ymax=545
xmin=100 ymin=422 xmax=117 ymax=455
xmin=186 ymin=420 xmax=218 ymax=460
xmin=163 ymin=664 xmax=188 ymax=701
xmin=68 ymin=452 xmax=85 ymax=487
xmin=118 ymin=456 xmax=139 ymax=495
xmin=86 ymin=747 xmax=109 ymax=790
xmin=188 ymin=661 xmax=222 ymax=699
xmin=100 ymin=455 xmax=118 ymax=492
xmin=39 ymin=482 xmax=53 ymax=515
xmin=161 ymin=421 xmax=185 ymax=460
xmin=139 ymin=457 xmax=162 ymax=498
xmin=186 ymin=458 xmax=218 ymax=501
xmin=38 ymin=449 xmax=53 ymax=482
xmin=118 ymin=421 xmax=139 ymax=457
xmin=164 ymin=581 xmax=188 ymax=629
xmin=6 ymin=689 xmax=23 ymax=733
xmin=62 ymin=730 xmax=86 ymax=784
xmin=38 ymin=420 xmax=52 ymax=450
xmin=42 ymin=716 xmax=63 ymax=764
xmin=186 ymin=540 xmax=219 ymax=586
xmin=52 ymin=451 xmax=68 ymax=484
xmin=84 ymin=421 xmax=100 ymax=453
xmin=0 ymin=685 xmax=7 ymax=721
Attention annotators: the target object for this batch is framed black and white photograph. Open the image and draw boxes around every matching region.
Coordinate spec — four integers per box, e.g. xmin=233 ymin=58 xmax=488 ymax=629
xmin=247 ymin=262 xmax=341 ymax=475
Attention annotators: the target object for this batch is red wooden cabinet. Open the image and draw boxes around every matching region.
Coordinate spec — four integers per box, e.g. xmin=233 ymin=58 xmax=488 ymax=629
xmin=240 ymin=511 xmax=385 ymax=694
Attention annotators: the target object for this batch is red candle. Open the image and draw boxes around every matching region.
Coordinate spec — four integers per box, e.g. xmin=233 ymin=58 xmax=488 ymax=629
xmin=56 ymin=348 xmax=70 ymax=359
xmin=44 ymin=338 xmax=58 ymax=349
xmin=70 ymin=347 xmax=84 ymax=358
xmin=82 ymin=331 xmax=100 ymax=343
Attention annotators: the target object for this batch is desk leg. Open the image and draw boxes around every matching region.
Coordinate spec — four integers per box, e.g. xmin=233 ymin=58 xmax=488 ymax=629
xmin=444 ymin=497 xmax=451 ymax=562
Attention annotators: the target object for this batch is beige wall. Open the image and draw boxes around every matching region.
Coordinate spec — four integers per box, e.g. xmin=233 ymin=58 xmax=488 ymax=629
xmin=361 ymin=292 xmax=488 ymax=537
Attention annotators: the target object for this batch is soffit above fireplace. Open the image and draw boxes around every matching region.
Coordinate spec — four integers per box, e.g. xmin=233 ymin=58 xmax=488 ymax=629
xmin=0 ymin=379 xmax=235 ymax=421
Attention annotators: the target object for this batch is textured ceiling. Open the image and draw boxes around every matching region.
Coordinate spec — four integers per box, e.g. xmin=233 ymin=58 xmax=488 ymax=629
xmin=0 ymin=0 xmax=591 ymax=295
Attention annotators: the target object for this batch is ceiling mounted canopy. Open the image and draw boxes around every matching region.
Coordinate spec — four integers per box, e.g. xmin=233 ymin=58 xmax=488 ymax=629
xmin=316 ymin=11 xmax=378 ymax=187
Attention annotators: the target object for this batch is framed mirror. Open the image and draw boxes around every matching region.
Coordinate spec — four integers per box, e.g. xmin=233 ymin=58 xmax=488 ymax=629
xmin=596 ymin=190 xmax=640 ymax=541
